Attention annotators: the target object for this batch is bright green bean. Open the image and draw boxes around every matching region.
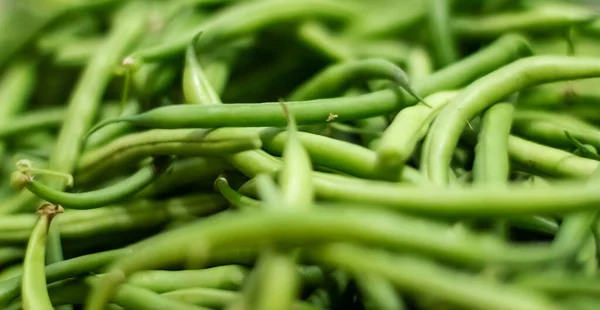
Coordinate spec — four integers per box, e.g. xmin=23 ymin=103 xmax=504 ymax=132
xmin=473 ymin=102 xmax=514 ymax=185
xmin=427 ymin=0 xmax=458 ymax=67
xmin=378 ymin=91 xmax=457 ymax=168
xmin=508 ymin=135 xmax=598 ymax=179
xmin=452 ymin=2 xmax=597 ymax=39
xmin=183 ymin=35 xmax=221 ymax=105
xmin=356 ymin=273 xmax=406 ymax=310
xmin=22 ymin=204 xmax=63 ymax=310
xmin=0 ymin=248 xmax=24 ymax=269
xmin=406 ymin=46 xmax=434 ymax=82
xmin=289 ymin=58 xmax=423 ymax=103
xmin=425 ymin=55 xmax=600 ymax=185
xmin=21 ymin=159 xmax=170 ymax=210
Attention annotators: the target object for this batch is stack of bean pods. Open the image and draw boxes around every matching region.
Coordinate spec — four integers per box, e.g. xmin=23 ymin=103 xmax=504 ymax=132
xmin=3 ymin=0 xmax=600 ymax=309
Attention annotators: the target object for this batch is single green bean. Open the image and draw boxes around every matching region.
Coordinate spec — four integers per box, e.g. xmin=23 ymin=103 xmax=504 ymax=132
xmin=84 ymin=100 xmax=140 ymax=150
xmin=452 ymin=3 xmax=597 ymax=39
xmin=473 ymin=102 xmax=515 ymax=185
xmin=406 ymin=46 xmax=434 ymax=82
xmin=183 ymin=34 xmax=221 ymax=105
xmin=215 ymin=175 xmax=262 ymax=210
xmin=21 ymin=204 xmax=63 ymax=310
xmin=297 ymin=21 xmax=354 ymax=62
xmin=427 ymin=0 xmax=458 ymax=67
xmin=21 ymin=158 xmax=170 ymax=210
xmin=356 ymin=273 xmax=406 ymax=310
xmin=508 ymin=135 xmax=598 ymax=179
xmin=289 ymin=58 xmax=423 ymax=103
xmin=425 ymin=55 xmax=600 ymax=185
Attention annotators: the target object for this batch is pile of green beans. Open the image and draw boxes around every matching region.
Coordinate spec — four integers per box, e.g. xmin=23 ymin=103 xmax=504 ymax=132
xmin=4 ymin=0 xmax=600 ymax=309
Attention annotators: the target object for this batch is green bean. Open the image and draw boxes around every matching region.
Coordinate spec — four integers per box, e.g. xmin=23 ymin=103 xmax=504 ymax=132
xmin=427 ymin=0 xmax=458 ymax=67
xmin=129 ymin=265 xmax=248 ymax=293
xmin=378 ymin=91 xmax=457 ymax=168
xmin=87 ymin=34 xmax=530 ymax=135
xmin=19 ymin=158 xmax=170 ymax=210
xmin=137 ymin=157 xmax=231 ymax=198
xmin=473 ymin=102 xmax=514 ymax=185
xmin=551 ymin=166 xmax=600 ymax=264
xmin=343 ymin=0 xmax=426 ymax=38
xmin=76 ymin=128 xmax=261 ymax=184
xmin=425 ymin=56 xmax=600 ymax=185
xmin=512 ymin=117 xmax=600 ymax=151
xmin=21 ymin=204 xmax=63 ymax=310
xmin=129 ymin=0 xmax=358 ymax=63
xmin=308 ymin=243 xmax=557 ymax=310
xmin=0 ymin=265 xmax=23 ymax=282
xmin=0 ymin=194 xmax=226 ymax=243
xmin=0 ymin=248 xmax=25 ymax=269
xmin=0 ymin=248 xmax=127 ymax=307
xmin=85 ymin=100 xmax=140 ymax=150
xmin=298 ymin=21 xmax=354 ymax=62
xmin=307 ymin=171 xmax=600 ymax=216
xmin=0 ymin=60 xmax=36 ymax=152
xmin=183 ymin=34 xmax=221 ymax=105
xmin=406 ymin=46 xmax=434 ymax=82
xmin=215 ymin=175 xmax=262 ymax=210
xmin=0 ymin=108 xmax=65 ymax=140
xmin=260 ymin=128 xmax=427 ymax=184
xmin=508 ymin=135 xmax=598 ymax=179
xmin=353 ymin=40 xmax=411 ymax=65
xmin=356 ymin=273 xmax=406 ymax=310
xmin=452 ymin=3 xmax=597 ymax=39
xmin=289 ymin=58 xmax=423 ymax=103
xmin=85 ymin=206 xmax=567 ymax=309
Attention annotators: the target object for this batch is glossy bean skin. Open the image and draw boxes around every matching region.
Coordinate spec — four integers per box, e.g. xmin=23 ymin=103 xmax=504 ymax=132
xmin=472 ymin=102 xmax=514 ymax=185
xmin=183 ymin=39 xmax=221 ymax=105
xmin=24 ymin=159 xmax=169 ymax=210
xmin=84 ymin=207 xmax=564 ymax=308
xmin=21 ymin=204 xmax=63 ymax=310
xmin=425 ymin=56 xmax=600 ymax=185
xmin=377 ymin=91 xmax=457 ymax=168
xmin=288 ymin=58 xmax=421 ymax=102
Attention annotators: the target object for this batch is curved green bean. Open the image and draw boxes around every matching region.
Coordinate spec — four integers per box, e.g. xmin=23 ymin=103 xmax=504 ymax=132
xmin=22 ymin=204 xmax=63 ymax=310
xmin=22 ymin=158 xmax=170 ymax=210
xmin=425 ymin=56 xmax=600 ymax=185
xmin=289 ymin=58 xmax=423 ymax=103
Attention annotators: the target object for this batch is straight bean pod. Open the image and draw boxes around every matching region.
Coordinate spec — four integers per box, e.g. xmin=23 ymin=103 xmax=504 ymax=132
xmin=425 ymin=56 xmax=600 ymax=184
xmin=128 ymin=266 xmax=248 ymax=293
